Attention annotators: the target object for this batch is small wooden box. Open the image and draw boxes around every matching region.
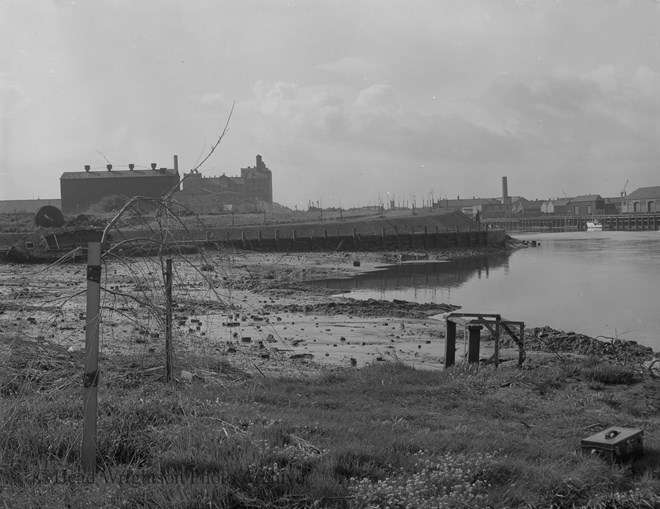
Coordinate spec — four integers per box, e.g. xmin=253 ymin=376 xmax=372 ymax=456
xmin=581 ymin=427 xmax=643 ymax=463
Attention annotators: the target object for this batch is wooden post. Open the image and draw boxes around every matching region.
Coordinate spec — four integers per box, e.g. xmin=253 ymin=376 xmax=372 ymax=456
xmin=467 ymin=324 xmax=482 ymax=364
xmin=381 ymin=227 xmax=386 ymax=250
xmin=258 ymin=230 xmax=263 ymax=250
xmin=394 ymin=225 xmax=400 ymax=249
xmin=518 ymin=323 xmax=525 ymax=366
xmin=275 ymin=229 xmax=280 ymax=250
xmin=241 ymin=231 xmax=246 ymax=249
xmin=82 ymin=241 xmax=101 ymax=474
xmin=165 ymin=258 xmax=173 ymax=382
xmin=352 ymin=228 xmax=358 ymax=250
xmin=494 ymin=319 xmax=500 ymax=368
xmin=445 ymin=319 xmax=456 ymax=367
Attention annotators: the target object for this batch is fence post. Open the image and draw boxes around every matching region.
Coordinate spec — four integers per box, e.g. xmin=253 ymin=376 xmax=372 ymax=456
xmin=165 ymin=258 xmax=174 ymax=382
xmin=82 ymin=241 xmax=101 ymax=474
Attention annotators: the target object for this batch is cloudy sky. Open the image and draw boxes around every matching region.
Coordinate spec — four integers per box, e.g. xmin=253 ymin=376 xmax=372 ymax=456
xmin=1 ymin=0 xmax=658 ymax=208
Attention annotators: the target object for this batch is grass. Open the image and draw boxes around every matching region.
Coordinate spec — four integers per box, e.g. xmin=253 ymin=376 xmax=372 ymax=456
xmin=1 ymin=336 xmax=659 ymax=508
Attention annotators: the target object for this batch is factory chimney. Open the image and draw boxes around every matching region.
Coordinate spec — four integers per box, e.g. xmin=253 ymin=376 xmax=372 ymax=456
xmin=501 ymin=176 xmax=509 ymax=206
xmin=173 ymin=155 xmax=178 ymax=173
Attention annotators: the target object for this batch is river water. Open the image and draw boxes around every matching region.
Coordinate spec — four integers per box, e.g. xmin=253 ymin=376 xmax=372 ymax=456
xmin=313 ymin=231 xmax=660 ymax=351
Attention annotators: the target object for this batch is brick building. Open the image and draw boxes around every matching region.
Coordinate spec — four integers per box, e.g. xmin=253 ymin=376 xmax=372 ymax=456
xmin=60 ymin=157 xmax=180 ymax=214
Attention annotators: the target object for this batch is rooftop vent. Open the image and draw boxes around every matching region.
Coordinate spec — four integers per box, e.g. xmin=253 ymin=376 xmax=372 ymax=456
xmin=84 ymin=165 xmax=90 ymax=172
xmin=129 ymin=163 xmax=135 ymax=171
xmin=106 ymin=164 xmax=112 ymax=171
xmin=151 ymin=163 xmax=157 ymax=170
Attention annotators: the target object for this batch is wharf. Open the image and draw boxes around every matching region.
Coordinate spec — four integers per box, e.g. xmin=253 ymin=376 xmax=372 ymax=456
xmin=483 ymin=213 xmax=660 ymax=232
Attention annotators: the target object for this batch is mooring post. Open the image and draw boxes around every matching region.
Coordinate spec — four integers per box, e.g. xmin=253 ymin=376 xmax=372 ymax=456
xmin=445 ymin=318 xmax=457 ymax=367
xmin=165 ymin=258 xmax=173 ymax=382
xmin=82 ymin=241 xmax=101 ymax=474
xmin=467 ymin=324 xmax=482 ymax=364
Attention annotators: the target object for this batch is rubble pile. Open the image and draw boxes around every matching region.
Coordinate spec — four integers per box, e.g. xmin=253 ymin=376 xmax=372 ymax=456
xmin=265 ymin=298 xmax=459 ymax=319
xmin=502 ymin=326 xmax=657 ymax=360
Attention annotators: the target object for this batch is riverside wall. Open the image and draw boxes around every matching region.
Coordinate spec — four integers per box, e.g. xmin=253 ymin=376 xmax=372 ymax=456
xmin=197 ymin=227 xmax=507 ymax=253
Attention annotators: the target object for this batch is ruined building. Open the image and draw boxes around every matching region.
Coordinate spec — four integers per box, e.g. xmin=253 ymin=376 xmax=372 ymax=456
xmin=176 ymin=155 xmax=273 ymax=213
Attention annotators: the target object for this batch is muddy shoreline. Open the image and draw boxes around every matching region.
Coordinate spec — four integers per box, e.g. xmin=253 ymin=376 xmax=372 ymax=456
xmin=1 ymin=246 xmax=657 ymax=382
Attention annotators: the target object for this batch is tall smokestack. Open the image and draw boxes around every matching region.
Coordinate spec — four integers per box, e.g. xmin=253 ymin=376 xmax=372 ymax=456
xmin=502 ymin=176 xmax=509 ymax=205
xmin=173 ymin=155 xmax=178 ymax=172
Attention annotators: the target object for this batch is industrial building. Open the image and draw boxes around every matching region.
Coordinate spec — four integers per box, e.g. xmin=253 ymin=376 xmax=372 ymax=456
xmin=175 ymin=155 xmax=273 ymax=213
xmin=60 ymin=156 xmax=180 ymax=214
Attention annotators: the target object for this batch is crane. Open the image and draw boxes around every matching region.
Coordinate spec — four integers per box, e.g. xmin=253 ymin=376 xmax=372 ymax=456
xmin=621 ymin=180 xmax=628 ymax=198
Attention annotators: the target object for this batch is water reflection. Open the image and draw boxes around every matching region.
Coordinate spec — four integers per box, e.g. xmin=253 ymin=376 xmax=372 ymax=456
xmin=313 ymin=253 xmax=511 ymax=293
xmin=311 ymin=231 xmax=660 ymax=350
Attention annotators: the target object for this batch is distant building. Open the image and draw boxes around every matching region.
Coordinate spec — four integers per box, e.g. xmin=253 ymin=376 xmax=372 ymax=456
xmin=621 ymin=186 xmax=660 ymax=213
xmin=541 ymin=198 xmax=571 ymax=215
xmin=60 ymin=157 xmax=180 ymax=214
xmin=0 ymin=199 xmax=61 ymax=214
xmin=565 ymin=195 xmax=605 ymax=216
xmin=176 ymin=155 xmax=273 ymax=213
xmin=433 ymin=197 xmax=501 ymax=218
xmin=511 ymin=198 xmax=544 ymax=216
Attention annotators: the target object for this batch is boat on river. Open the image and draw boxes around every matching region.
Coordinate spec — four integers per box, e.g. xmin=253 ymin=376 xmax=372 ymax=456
xmin=586 ymin=219 xmax=603 ymax=231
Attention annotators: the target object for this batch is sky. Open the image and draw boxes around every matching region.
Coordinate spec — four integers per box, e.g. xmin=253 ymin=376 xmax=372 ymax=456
xmin=1 ymin=0 xmax=658 ymax=209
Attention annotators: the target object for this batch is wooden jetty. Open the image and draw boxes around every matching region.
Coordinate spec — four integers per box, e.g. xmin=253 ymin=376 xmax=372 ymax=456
xmin=483 ymin=213 xmax=660 ymax=232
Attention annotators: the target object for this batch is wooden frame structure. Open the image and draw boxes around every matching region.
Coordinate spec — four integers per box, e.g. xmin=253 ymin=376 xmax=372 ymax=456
xmin=445 ymin=312 xmax=525 ymax=368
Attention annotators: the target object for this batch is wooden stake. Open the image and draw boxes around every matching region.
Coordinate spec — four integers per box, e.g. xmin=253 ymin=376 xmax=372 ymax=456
xmin=165 ymin=258 xmax=174 ymax=382
xmin=82 ymin=241 xmax=101 ymax=474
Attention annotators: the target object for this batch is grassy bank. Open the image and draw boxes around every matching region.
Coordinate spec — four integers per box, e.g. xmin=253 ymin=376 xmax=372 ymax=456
xmin=1 ymin=336 xmax=659 ymax=508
